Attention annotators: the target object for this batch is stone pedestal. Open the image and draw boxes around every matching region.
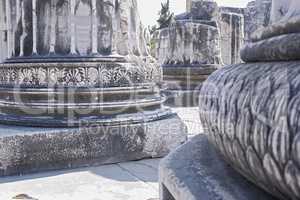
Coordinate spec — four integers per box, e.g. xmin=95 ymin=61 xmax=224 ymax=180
xmin=0 ymin=0 xmax=187 ymax=176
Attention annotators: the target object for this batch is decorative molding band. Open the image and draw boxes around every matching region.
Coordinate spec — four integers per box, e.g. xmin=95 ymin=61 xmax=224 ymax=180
xmin=0 ymin=62 xmax=161 ymax=88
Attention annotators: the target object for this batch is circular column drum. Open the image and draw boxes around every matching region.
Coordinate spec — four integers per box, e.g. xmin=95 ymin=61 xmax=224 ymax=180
xmin=0 ymin=0 xmax=168 ymax=127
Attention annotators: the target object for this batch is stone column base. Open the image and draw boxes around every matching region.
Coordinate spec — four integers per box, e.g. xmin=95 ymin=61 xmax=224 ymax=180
xmin=0 ymin=113 xmax=187 ymax=177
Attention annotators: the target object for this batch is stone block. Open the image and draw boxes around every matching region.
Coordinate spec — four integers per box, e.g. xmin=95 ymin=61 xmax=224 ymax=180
xmin=159 ymin=135 xmax=277 ymax=200
xmin=0 ymin=114 xmax=187 ymax=176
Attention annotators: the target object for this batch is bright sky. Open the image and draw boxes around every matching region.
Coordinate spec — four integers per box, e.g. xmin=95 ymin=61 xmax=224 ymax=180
xmin=138 ymin=0 xmax=252 ymax=26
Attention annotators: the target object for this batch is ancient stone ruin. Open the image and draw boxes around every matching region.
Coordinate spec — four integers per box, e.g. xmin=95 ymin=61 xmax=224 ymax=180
xmin=219 ymin=0 xmax=272 ymax=42
xmin=0 ymin=0 xmax=187 ymax=176
xmin=218 ymin=9 xmax=244 ymax=65
xmin=155 ymin=0 xmax=244 ymax=107
xmin=156 ymin=0 xmax=274 ymax=67
xmin=159 ymin=0 xmax=300 ymax=199
xmin=156 ymin=0 xmax=245 ymax=66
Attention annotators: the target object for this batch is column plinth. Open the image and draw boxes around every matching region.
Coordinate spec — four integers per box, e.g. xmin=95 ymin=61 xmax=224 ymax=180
xmin=0 ymin=0 xmax=187 ymax=176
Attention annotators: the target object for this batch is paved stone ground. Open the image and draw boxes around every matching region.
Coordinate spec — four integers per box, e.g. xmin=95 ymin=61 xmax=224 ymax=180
xmin=0 ymin=159 xmax=161 ymax=200
xmin=172 ymin=107 xmax=203 ymax=136
xmin=0 ymin=107 xmax=201 ymax=200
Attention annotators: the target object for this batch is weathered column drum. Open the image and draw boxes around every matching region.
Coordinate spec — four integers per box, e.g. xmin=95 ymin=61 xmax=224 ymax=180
xmin=156 ymin=0 xmax=221 ymax=107
xmin=1 ymin=0 xmax=162 ymax=126
xmin=0 ymin=0 xmax=187 ymax=176
xmin=199 ymin=0 xmax=300 ymax=199
xmin=156 ymin=0 xmax=244 ymax=107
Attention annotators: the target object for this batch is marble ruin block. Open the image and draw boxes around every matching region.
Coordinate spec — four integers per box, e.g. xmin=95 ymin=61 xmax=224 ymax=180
xmin=155 ymin=0 xmax=245 ymax=106
xmin=0 ymin=0 xmax=187 ymax=176
xmin=155 ymin=19 xmax=221 ymax=106
xmin=156 ymin=21 xmax=221 ymax=66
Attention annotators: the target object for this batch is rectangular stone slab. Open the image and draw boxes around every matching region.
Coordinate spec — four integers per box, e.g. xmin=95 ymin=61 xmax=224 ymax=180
xmin=0 ymin=115 xmax=187 ymax=177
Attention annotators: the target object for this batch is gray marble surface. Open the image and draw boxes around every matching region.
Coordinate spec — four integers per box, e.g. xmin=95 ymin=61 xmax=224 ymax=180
xmin=159 ymin=135 xmax=277 ymax=200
